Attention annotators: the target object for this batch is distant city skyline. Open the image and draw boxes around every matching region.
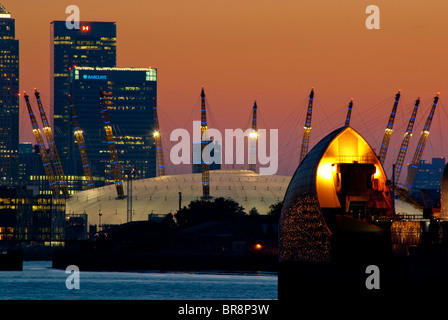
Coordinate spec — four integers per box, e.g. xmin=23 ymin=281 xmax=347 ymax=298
xmin=3 ymin=0 xmax=448 ymax=178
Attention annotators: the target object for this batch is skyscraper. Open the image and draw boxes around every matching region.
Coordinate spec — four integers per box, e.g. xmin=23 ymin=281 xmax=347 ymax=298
xmin=70 ymin=67 xmax=157 ymax=181
xmin=0 ymin=4 xmax=19 ymax=186
xmin=50 ymin=21 xmax=116 ymax=170
xmin=410 ymin=157 xmax=446 ymax=191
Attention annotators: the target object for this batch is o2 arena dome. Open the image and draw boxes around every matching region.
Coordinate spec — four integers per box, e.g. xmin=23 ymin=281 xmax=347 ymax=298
xmin=67 ymin=170 xmax=291 ymax=226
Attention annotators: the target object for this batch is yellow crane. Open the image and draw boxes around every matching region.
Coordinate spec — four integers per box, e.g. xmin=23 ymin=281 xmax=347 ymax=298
xmin=403 ymin=93 xmax=440 ymax=192
xmin=378 ymin=90 xmax=401 ymax=165
xmin=99 ymin=89 xmax=124 ymax=199
xmin=68 ymin=94 xmax=95 ymax=190
xmin=34 ymin=89 xmax=69 ymax=197
xmin=299 ymin=88 xmax=314 ymax=165
xmin=393 ymin=97 xmax=420 ymax=184
xmin=23 ymin=92 xmax=59 ymax=196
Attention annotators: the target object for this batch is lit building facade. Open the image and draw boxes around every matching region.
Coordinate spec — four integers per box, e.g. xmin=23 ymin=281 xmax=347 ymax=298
xmin=0 ymin=4 xmax=19 ymax=186
xmin=0 ymin=186 xmax=66 ymax=243
xmin=31 ymin=196 xmax=66 ymax=242
xmin=70 ymin=67 xmax=157 ymax=182
xmin=50 ymin=21 xmax=116 ymax=170
xmin=0 ymin=187 xmax=26 ymax=241
xmin=18 ymin=143 xmax=42 ymax=189
xmin=410 ymin=157 xmax=446 ymax=192
xmin=18 ymin=142 xmax=102 ymax=196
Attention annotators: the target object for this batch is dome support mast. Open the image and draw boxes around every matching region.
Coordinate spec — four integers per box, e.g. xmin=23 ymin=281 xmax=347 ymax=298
xmin=393 ymin=97 xmax=420 ymax=184
xmin=403 ymin=93 xmax=440 ymax=192
xmin=378 ymin=90 xmax=401 ymax=165
xmin=249 ymin=100 xmax=258 ymax=172
xmin=299 ymin=88 xmax=314 ymax=165
xmin=201 ymin=87 xmax=210 ymax=199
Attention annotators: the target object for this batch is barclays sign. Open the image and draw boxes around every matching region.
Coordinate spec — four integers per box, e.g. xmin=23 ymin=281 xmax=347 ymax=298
xmin=83 ymin=74 xmax=107 ymax=80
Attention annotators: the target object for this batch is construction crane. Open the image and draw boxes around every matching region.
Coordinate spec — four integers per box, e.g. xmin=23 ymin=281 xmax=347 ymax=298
xmin=403 ymin=93 xmax=440 ymax=192
xmin=249 ymin=100 xmax=258 ymax=172
xmin=68 ymin=94 xmax=95 ymax=190
xmin=200 ymin=87 xmax=210 ymax=199
xmin=299 ymin=88 xmax=314 ymax=164
xmin=393 ymin=97 xmax=420 ymax=184
xmin=23 ymin=93 xmax=60 ymax=196
xmin=34 ymin=89 xmax=69 ymax=198
xmin=378 ymin=90 xmax=401 ymax=165
xmin=344 ymin=98 xmax=354 ymax=127
xmin=99 ymin=89 xmax=125 ymax=199
xmin=152 ymin=97 xmax=165 ymax=176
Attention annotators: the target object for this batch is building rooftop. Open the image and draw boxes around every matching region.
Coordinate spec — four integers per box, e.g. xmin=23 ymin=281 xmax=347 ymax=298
xmin=67 ymin=170 xmax=291 ymax=225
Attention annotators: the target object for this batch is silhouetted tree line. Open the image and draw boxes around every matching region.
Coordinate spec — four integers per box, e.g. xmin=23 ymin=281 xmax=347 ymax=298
xmin=160 ymin=197 xmax=282 ymax=229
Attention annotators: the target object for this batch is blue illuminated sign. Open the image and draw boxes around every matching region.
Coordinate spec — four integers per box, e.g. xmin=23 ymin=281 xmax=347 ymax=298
xmin=83 ymin=74 xmax=107 ymax=80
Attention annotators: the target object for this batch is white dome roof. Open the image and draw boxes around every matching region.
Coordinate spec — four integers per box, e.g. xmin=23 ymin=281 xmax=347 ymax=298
xmin=67 ymin=170 xmax=291 ymax=225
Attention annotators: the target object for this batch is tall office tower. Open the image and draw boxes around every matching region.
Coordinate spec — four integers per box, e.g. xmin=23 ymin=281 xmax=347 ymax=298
xmin=50 ymin=21 xmax=116 ymax=172
xmin=70 ymin=67 xmax=157 ymax=181
xmin=0 ymin=4 xmax=19 ymax=186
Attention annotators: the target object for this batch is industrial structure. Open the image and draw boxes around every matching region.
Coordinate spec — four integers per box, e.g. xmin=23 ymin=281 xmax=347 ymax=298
xmin=279 ymin=121 xmax=448 ymax=295
xmin=23 ymin=93 xmax=60 ymax=196
xmin=279 ymin=126 xmax=394 ymax=263
xmin=344 ymin=98 xmax=353 ymax=127
xmin=299 ymin=88 xmax=314 ymax=164
xmin=403 ymin=93 xmax=440 ymax=191
xmin=378 ymin=90 xmax=401 ymax=165
xmin=393 ymin=96 xmax=420 ymax=184
xmin=19 ymin=80 xmax=444 ymax=245
xmin=34 ymin=90 xmax=69 ymax=197
xmin=68 ymin=94 xmax=95 ymax=190
xmin=200 ymin=88 xmax=211 ymax=199
xmin=249 ymin=100 xmax=258 ymax=172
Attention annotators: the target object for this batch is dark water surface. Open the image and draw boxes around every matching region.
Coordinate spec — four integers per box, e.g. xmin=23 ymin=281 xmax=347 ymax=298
xmin=0 ymin=261 xmax=277 ymax=300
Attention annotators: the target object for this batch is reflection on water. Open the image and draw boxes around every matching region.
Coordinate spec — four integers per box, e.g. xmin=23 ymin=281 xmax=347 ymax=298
xmin=0 ymin=261 xmax=277 ymax=300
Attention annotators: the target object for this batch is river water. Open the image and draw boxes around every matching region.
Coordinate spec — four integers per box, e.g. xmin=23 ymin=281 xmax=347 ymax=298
xmin=0 ymin=261 xmax=277 ymax=300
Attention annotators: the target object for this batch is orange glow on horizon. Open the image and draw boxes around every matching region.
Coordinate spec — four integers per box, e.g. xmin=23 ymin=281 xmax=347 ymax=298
xmin=5 ymin=0 xmax=446 ymax=177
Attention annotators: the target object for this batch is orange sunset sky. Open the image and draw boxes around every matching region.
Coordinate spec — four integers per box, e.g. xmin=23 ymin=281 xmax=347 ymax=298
xmin=4 ymin=0 xmax=448 ymax=178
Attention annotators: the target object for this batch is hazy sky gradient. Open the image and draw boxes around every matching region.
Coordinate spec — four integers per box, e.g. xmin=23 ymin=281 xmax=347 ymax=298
xmin=5 ymin=0 xmax=448 ymax=178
